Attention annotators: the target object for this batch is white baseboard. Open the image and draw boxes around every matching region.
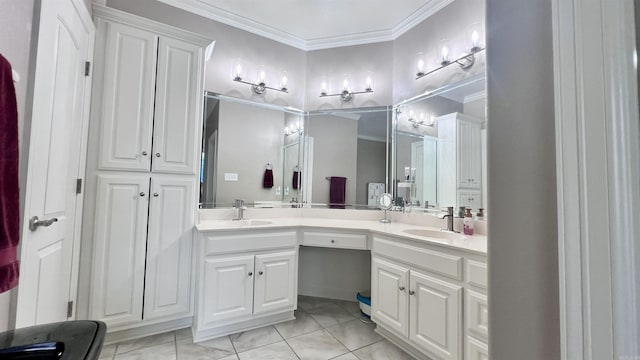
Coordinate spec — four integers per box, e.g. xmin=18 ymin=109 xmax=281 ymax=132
xmin=105 ymin=317 xmax=192 ymax=345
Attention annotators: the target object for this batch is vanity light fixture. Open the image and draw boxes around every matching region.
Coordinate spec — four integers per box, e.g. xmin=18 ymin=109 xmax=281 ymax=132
xmin=408 ymin=111 xmax=437 ymax=128
xmin=232 ymin=61 xmax=289 ymax=95
xmin=284 ymin=121 xmax=302 ymax=136
xmin=319 ymin=73 xmax=374 ymax=102
xmin=415 ymin=30 xmax=485 ymax=80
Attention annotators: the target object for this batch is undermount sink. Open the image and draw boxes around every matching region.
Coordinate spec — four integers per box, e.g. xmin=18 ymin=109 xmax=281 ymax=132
xmin=402 ymin=229 xmax=465 ymax=241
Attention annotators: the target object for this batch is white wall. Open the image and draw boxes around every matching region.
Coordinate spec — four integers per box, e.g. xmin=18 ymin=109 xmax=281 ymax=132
xmin=486 ymin=0 xmax=560 ymax=358
xmin=0 ymin=0 xmax=36 ymax=332
xmin=355 ymin=139 xmax=386 ymax=205
xmin=106 ymin=0 xmax=307 ymax=109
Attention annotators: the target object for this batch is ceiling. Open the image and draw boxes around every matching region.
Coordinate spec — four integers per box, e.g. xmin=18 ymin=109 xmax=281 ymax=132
xmin=157 ymin=0 xmax=455 ymax=50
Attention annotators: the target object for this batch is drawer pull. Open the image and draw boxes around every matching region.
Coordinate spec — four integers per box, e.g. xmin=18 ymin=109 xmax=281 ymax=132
xmin=399 ymin=286 xmax=405 ymax=291
xmin=248 ymin=272 xmax=253 ymax=276
xmin=331 ymin=239 xmax=335 ymax=243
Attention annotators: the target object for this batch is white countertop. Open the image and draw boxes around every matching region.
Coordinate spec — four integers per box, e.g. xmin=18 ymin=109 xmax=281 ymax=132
xmin=195 ymin=217 xmax=487 ymax=255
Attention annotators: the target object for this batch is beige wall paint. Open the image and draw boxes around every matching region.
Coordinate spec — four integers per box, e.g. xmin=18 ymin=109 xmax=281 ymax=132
xmin=0 ymin=0 xmax=35 ymax=332
xmin=486 ymin=0 xmax=560 ymax=358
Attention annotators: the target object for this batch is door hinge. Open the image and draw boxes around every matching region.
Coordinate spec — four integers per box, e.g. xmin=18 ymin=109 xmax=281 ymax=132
xmin=84 ymin=61 xmax=91 ymax=76
xmin=67 ymin=301 xmax=73 ymax=318
xmin=76 ymin=178 xmax=82 ymax=194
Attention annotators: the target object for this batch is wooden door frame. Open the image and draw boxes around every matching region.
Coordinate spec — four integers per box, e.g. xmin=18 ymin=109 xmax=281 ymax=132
xmin=552 ymin=0 xmax=640 ymax=358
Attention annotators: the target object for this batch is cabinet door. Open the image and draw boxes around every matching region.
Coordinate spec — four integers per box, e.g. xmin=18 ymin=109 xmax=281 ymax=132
xmin=254 ymin=251 xmax=297 ymax=315
xmin=90 ymin=175 xmax=150 ymax=327
xmin=468 ymin=123 xmax=482 ymax=188
xmin=203 ymin=255 xmax=255 ymax=325
xmin=371 ymin=257 xmax=409 ymax=337
xmin=457 ymin=121 xmax=472 ymax=188
xmin=466 ymin=336 xmax=489 ymax=360
xmin=409 ymin=270 xmax=462 ymax=360
xmin=98 ymin=22 xmax=158 ymax=171
xmin=151 ymin=37 xmax=203 ymax=174
xmin=143 ymin=176 xmax=196 ymax=320
xmin=457 ymin=190 xmax=481 ymax=211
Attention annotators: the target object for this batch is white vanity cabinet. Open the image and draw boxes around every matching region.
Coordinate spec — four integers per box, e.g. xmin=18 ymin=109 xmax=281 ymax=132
xmin=89 ymin=175 xmax=196 ymax=328
xmin=84 ymin=7 xmax=212 ymax=336
xmin=371 ymin=235 xmax=487 ymax=360
xmin=437 ymin=113 xmax=484 ymax=211
xmin=194 ymin=230 xmax=298 ymax=341
xmin=95 ymin=14 xmax=204 ymax=175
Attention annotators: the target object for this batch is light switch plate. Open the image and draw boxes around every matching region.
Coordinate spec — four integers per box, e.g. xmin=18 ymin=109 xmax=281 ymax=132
xmin=224 ymin=173 xmax=238 ymax=181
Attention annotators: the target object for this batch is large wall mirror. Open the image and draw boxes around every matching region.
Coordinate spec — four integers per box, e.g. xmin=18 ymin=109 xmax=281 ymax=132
xmin=393 ymin=74 xmax=487 ymax=214
xmin=200 ymin=93 xmax=305 ymax=208
xmin=304 ymin=107 xmax=391 ymax=209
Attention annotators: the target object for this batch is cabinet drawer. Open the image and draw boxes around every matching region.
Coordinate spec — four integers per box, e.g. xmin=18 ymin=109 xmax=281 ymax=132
xmin=203 ymin=231 xmax=297 ymax=255
xmin=302 ymin=231 xmax=367 ymax=250
xmin=466 ymin=289 xmax=488 ymax=341
xmin=466 ymin=259 xmax=488 ymax=289
xmin=373 ymin=237 xmax=462 ymax=280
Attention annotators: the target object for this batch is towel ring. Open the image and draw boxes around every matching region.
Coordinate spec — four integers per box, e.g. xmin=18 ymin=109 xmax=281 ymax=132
xmin=266 ymin=162 xmax=273 ymax=170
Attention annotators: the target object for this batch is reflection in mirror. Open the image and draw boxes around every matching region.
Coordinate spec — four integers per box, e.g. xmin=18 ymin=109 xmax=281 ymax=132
xmin=200 ymin=93 xmax=304 ymax=208
xmin=393 ymin=74 xmax=486 ymax=215
xmin=304 ymin=107 xmax=390 ymax=209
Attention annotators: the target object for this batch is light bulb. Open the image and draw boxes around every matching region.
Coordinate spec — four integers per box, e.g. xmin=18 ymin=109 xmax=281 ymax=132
xmin=471 ymin=30 xmax=479 ymax=48
xmin=281 ymin=75 xmax=288 ymax=89
xmin=409 ymin=110 xmax=415 ymax=119
xmin=366 ymin=76 xmax=372 ymax=89
xmin=441 ymin=46 xmax=449 ymax=61
xmin=259 ymin=70 xmax=266 ymax=83
xmin=419 ymin=112 xmax=426 ymax=123
xmin=320 ymin=81 xmax=327 ymax=95
xmin=343 ymin=78 xmax=350 ymax=91
xmin=429 ymin=113 xmax=436 ymax=126
xmin=418 ymin=59 xmax=425 ymax=73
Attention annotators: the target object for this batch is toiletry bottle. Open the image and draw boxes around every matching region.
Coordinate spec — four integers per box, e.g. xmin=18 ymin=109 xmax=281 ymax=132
xmin=463 ymin=208 xmax=474 ymax=235
xmin=476 ymin=208 xmax=485 ymax=220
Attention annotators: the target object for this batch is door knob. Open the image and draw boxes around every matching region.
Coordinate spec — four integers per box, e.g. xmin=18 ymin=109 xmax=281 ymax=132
xmin=139 ymin=192 xmax=146 ymax=197
xmin=259 ymin=271 xmax=264 ymax=275
xmin=153 ymin=193 xmax=159 ymax=197
xmin=399 ymin=286 xmax=405 ymax=291
xmin=142 ymin=151 xmax=148 ymax=156
xmin=248 ymin=272 xmax=253 ymax=276
xmin=409 ymin=290 xmax=415 ymax=295
xmin=29 ymin=216 xmax=58 ymax=231
xmin=155 ymin=153 xmax=161 ymax=157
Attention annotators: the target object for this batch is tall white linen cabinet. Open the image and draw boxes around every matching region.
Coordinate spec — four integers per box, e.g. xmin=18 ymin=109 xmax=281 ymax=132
xmin=82 ymin=7 xmax=213 ymax=337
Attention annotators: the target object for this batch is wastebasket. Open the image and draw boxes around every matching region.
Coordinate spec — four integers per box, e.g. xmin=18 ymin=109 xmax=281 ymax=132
xmin=0 ymin=320 xmax=106 ymax=359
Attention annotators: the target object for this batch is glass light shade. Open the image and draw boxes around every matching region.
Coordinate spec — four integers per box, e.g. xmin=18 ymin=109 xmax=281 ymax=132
xmin=232 ymin=59 xmax=243 ymax=80
xmin=280 ymin=70 xmax=288 ymax=90
xmin=429 ymin=113 xmax=437 ymax=126
xmin=365 ymin=71 xmax=374 ymax=91
xmin=342 ymin=75 xmax=351 ymax=92
xmin=467 ymin=22 xmax=485 ymax=52
xmin=257 ymin=65 xmax=267 ymax=84
xmin=437 ymin=39 xmax=451 ymax=65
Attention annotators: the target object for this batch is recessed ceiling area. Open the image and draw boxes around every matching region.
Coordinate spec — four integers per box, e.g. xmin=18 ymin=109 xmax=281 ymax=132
xmin=157 ymin=0 xmax=454 ymax=50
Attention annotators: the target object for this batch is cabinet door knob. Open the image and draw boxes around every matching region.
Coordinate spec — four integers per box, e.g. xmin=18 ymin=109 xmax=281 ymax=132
xmin=330 ymin=239 xmax=335 ymax=243
xmin=153 ymin=193 xmax=159 ymax=197
xmin=399 ymin=286 xmax=405 ymax=291
xmin=142 ymin=151 xmax=148 ymax=156
xmin=409 ymin=290 xmax=415 ymax=295
xmin=248 ymin=272 xmax=253 ymax=276
xmin=139 ymin=192 xmax=146 ymax=197
xmin=259 ymin=271 xmax=264 ymax=275
xmin=155 ymin=153 xmax=161 ymax=157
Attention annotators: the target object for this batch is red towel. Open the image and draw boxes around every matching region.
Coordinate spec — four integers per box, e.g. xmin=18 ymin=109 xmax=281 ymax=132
xmin=0 ymin=54 xmax=20 ymax=294
xmin=292 ymin=171 xmax=300 ymax=190
xmin=329 ymin=176 xmax=346 ymax=209
xmin=263 ymin=169 xmax=273 ymax=188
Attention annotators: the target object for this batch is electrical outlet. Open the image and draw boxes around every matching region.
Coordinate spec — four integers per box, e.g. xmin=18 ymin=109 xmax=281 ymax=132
xmin=224 ymin=173 xmax=238 ymax=181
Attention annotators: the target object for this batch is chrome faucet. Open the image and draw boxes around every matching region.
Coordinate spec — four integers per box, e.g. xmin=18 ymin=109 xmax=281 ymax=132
xmin=441 ymin=206 xmax=455 ymax=232
xmin=233 ymin=199 xmax=247 ymax=221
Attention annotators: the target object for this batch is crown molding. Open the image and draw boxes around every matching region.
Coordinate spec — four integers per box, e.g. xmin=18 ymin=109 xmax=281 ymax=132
xmin=464 ymin=90 xmax=487 ymax=103
xmin=156 ymin=0 xmax=454 ymax=51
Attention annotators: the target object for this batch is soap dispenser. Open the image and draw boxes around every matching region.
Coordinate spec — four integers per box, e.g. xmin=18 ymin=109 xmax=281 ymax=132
xmin=463 ymin=208 xmax=474 ymax=235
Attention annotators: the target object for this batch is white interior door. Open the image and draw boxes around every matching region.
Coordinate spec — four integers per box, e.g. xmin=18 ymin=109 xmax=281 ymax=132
xmin=16 ymin=0 xmax=93 ymax=327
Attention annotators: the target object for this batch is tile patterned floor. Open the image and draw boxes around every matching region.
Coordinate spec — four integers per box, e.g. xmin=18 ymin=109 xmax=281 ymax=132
xmin=99 ymin=296 xmax=416 ymax=360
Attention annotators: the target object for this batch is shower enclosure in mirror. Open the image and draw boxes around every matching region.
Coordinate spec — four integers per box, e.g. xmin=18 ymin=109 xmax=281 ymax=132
xmin=304 ymin=107 xmax=391 ymax=209
xmin=393 ymin=74 xmax=487 ymax=214
xmin=200 ymin=93 xmax=304 ymax=208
